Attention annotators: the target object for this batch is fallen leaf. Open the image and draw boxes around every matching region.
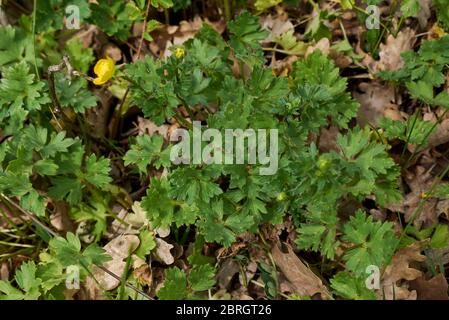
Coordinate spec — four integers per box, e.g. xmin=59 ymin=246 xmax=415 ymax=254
xmin=378 ymin=28 xmax=416 ymax=72
xmin=417 ymin=0 xmax=432 ymax=29
xmin=354 ymin=81 xmax=404 ymax=127
xmin=380 ymin=241 xmax=427 ymax=300
xmin=409 ymin=274 xmax=449 ymax=300
xmin=153 ymin=238 xmax=174 ymax=265
xmin=216 ymin=258 xmax=240 ymax=289
xmin=271 ymin=241 xmax=331 ymax=299
xmin=91 ymin=235 xmax=140 ymax=291
xmin=305 ymin=38 xmax=330 ymax=57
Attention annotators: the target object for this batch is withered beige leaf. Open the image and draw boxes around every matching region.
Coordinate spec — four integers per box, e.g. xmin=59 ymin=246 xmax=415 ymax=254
xmin=380 ymin=241 xmax=427 ymax=300
xmin=91 ymin=235 xmax=140 ymax=291
xmin=271 ymin=242 xmax=331 ymax=299
xmin=378 ymin=28 xmax=416 ymax=72
xmin=355 ymin=81 xmax=404 ymax=127
xmin=153 ymin=238 xmax=174 ymax=265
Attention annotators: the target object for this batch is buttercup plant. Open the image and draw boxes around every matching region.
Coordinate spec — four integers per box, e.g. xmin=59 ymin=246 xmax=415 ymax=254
xmin=0 ymin=0 xmax=448 ymax=302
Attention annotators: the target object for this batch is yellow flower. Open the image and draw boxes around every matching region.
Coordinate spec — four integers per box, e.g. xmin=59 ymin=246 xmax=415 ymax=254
xmin=430 ymin=23 xmax=446 ymax=39
xmin=174 ymin=47 xmax=185 ymax=59
xmin=93 ymin=56 xmax=115 ymax=85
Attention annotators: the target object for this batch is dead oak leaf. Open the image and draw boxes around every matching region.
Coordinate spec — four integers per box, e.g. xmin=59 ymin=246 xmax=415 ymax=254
xmin=380 ymin=241 xmax=427 ymax=300
xmin=354 ymin=81 xmax=404 ymax=127
xmin=409 ymin=274 xmax=449 ymax=300
xmin=271 ymin=241 xmax=331 ymax=299
xmin=91 ymin=235 xmax=140 ymax=291
xmin=378 ymin=28 xmax=416 ymax=72
xmin=153 ymin=238 xmax=174 ymax=265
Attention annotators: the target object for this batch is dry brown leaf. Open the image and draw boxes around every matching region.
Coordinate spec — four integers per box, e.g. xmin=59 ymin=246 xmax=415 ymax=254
xmin=49 ymin=201 xmax=75 ymax=233
xmin=103 ymin=43 xmax=122 ymax=62
xmin=133 ymin=264 xmax=153 ymax=287
xmin=260 ymin=14 xmax=294 ymax=44
xmin=216 ymin=258 xmax=240 ymax=289
xmin=378 ymin=28 xmax=416 ymax=72
xmin=354 ymin=81 xmax=404 ymax=127
xmin=380 ymin=241 xmax=427 ymax=300
xmin=155 ymin=227 xmax=170 ymax=238
xmin=305 ymin=38 xmax=330 ymax=57
xmin=318 ymin=126 xmax=340 ymax=153
xmin=417 ymin=0 xmax=432 ymax=29
xmin=428 ymin=118 xmax=449 ymax=148
xmin=0 ymin=262 xmax=9 ymax=281
xmin=402 ymin=166 xmax=439 ymax=227
xmin=409 ymin=274 xmax=449 ymax=300
xmin=271 ymin=242 xmax=331 ymax=299
xmin=91 ymin=235 xmax=140 ymax=291
xmin=153 ymin=238 xmax=174 ymax=265
xmin=437 ymin=199 xmax=449 ymax=220
xmin=136 ymin=116 xmax=171 ymax=139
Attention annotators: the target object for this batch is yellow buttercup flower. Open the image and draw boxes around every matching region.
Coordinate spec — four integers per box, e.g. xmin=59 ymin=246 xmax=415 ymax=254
xmin=174 ymin=47 xmax=185 ymax=59
xmin=93 ymin=56 xmax=115 ymax=85
xmin=430 ymin=23 xmax=446 ymax=39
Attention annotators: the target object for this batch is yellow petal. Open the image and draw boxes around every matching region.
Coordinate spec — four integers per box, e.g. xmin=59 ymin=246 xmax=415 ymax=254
xmin=93 ymin=56 xmax=115 ymax=86
xmin=174 ymin=47 xmax=185 ymax=59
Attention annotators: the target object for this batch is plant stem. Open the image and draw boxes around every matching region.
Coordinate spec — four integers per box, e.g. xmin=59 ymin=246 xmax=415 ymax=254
xmin=32 ymin=0 xmax=39 ymax=79
xmin=223 ymin=0 xmax=231 ymax=22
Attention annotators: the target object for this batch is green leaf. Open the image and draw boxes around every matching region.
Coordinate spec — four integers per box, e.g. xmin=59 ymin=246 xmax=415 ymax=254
xmin=65 ymin=38 xmax=95 ymax=73
xmin=330 ymin=272 xmax=376 ymax=300
xmin=0 ymin=62 xmax=50 ymax=135
xmin=430 ymin=224 xmax=449 ymax=249
xmin=49 ymin=232 xmax=111 ymax=268
xmin=0 ymin=281 xmax=25 ymax=300
xmin=14 ymin=262 xmax=42 ymax=299
xmin=135 ymin=229 xmax=157 ymax=259
xmin=0 ymin=26 xmax=33 ymax=67
xmin=83 ymin=154 xmax=112 ymax=188
xmin=124 ymin=134 xmax=171 ymax=173
xmin=189 ymin=264 xmax=215 ymax=291
xmin=55 ymin=75 xmax=97 ymax=113
xmin=401 ymin=0 xmax=420 ymax=18
xmin=254 ymin=0 xmax=283 ymax=12
xmin=228 ymin=11 xmax=268 ymax=66
xmin=34 ymin=159 xmax=58 ymax=176
xmin=342 ymin=210 xmax=398 ymax=275
xmin=158 ymin=267 xmax=188 ymax=300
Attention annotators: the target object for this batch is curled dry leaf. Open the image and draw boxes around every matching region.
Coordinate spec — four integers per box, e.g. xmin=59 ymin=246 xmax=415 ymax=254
xmin=49 ymin=201 xmax=75 ymax=233
xmin=354 ymin=81 xmax=404 ymax=127
xmin=136 ymin=116 xmax=181 ymax=143
xmin=318 ymin=126 xmax=340 ymax=153
xmin=153 ymin=238 xmax=175 ymax=265
xmin=0 ymin=262 xmax=9 ymax=281
xmin=380 ymin=241 xmax=427 ymax=300
xmin=417 ymin=0 xmax=432 ymax=30
xmin=402 ymin=166 xmax=439 ymax=228
xmin=305 ymin=38 xmax=330 ymax=57
xmin=216 ymin=258 xmax=241 ymax=290
xmin=91 ymin=235 xmax=140 ymax=291
xmin=133 ymin=264 xmax=153 ymax=287
xmin=428 ymin=118 xmax=449 ymax=148
xmin=378 ymin=28 xmax=416 ymax=72
xmin=436 ymin=199 xmax=449 ymax=220
xmin=155 ymin=227 xmax=170 ymax=238
xmin=409 ymin=274 xmax=449 ymax=300
xmin=271 ymin=241 xmax=331 ymax=299
xmin=103 ymin=43 xmax=122 ymax=62
xmin=260 ymin=14 xmax=294 ymax=44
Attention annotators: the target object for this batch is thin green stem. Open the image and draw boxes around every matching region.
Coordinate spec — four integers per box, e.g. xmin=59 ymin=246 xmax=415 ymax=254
xmin=32 ymin=0 xmax=40 ymax=79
